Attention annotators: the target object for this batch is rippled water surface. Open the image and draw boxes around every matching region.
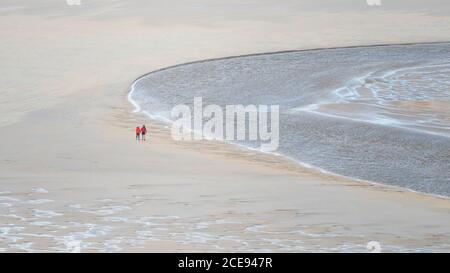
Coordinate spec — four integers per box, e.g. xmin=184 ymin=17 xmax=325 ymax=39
xmin=131 ymin=43 xmax=450 ymax=196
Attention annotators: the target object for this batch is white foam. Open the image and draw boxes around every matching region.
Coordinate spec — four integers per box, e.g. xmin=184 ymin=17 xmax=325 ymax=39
xmin=0 ymin=196 xmax=20 ymax=202
xmin=48 ymin=222 xmax=115 ymax=252
xmin=10 ymin=242 xmax=33 ymax=252
xmin=97 ymin=199 xmax=114 ymax=203
xmin=26 ymin=199 xmax=54 ymax=205
xmin=295 ymin=63 xmax=450 ymax=138
xmin=136 ymin=230 xmax=153 ymax=237
xmin=128 ymin=50 xmax=450 ymax=202
xmin=30 ymin=221 xmax=53 ymax=226
xmin=103 ymin=240 xmax=123 ymax=252
xmin=128 ymin=80 xmax=142 ymax=113
xmin=0 ymin=226 xmax=25 ymax=243
xmin=33 ymin=209 xmax=63 ymax=219
xmin=80 ymin=205 xmax=131 ymax=216
xmin=31 ymin=188 xmax=49 ymax=194
xmin=245 ymin=224 xmax=265 ymax=233
xmin=5 ymin=214 xmax=27 ymax=221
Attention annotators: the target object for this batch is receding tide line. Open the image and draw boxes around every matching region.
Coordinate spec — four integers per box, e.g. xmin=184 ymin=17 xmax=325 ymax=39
xmin=127 ymin=42 xmax=450 ymax=200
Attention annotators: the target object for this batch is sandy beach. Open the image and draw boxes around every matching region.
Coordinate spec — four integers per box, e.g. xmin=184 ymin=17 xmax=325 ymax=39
xmin=1 ymin=0 xmax=450 ymax=252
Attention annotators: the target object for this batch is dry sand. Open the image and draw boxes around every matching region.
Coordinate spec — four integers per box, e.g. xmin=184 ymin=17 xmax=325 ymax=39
xmin=1 ymin=0 xmax=450 ymax=252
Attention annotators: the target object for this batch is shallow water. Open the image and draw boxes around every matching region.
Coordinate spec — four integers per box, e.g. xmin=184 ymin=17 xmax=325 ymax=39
xmin=130 ymin=43 xmax=450 ymax=197
xmin=2 ymin=188 xmax=449 ymax=252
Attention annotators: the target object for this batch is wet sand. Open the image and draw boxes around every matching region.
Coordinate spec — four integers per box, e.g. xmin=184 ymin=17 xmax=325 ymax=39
xmin=1 ymin=0 xmax=450 ymax=252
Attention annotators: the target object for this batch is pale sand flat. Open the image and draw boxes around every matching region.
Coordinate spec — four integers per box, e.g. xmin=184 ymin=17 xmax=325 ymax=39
xmin=1 ymin=1 xmax=450 ymax=252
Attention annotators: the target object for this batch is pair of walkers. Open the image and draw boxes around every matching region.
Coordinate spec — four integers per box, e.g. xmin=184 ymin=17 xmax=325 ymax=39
xmin=135 ymin=125 xmax=147 ymax=141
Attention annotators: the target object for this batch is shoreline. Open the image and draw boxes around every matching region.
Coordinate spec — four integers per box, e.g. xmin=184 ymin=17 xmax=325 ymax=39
xmin=127 ymin=41 xmax=450 ymax=85
xmin=127 ymin=42 xmax=450 ymax=201
xmin=2 ymin=3 xmax=450 ymax=251
xmin=131 ymin=109 xmax=450 ymax=203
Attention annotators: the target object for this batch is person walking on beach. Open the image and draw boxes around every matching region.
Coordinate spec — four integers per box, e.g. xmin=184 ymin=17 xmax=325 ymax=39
xmin=141 ymin=125 xmax=147 ymax=141
xmin=135 ymin=126 xmax=141 ymax=140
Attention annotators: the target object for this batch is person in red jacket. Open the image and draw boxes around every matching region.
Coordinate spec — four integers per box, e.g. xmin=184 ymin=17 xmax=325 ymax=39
xmin=141 ymin=125 xmax=147 ymax=141
xmin=135 ymin=126 xmax=141 ymax=140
